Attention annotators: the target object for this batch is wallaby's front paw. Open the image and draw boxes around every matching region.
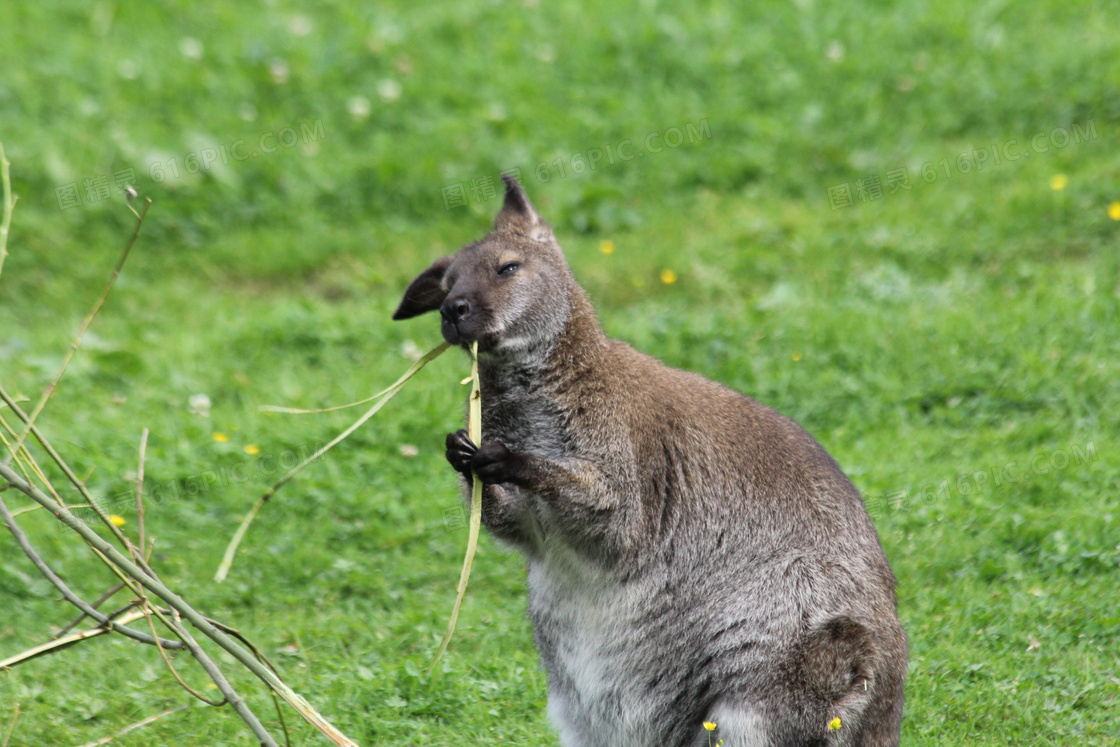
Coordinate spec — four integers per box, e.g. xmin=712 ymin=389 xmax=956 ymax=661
xmin=447 ymin=431 xmax=524 ymax=485
xmin=470 ymin=440 xmax=523 ymax=485
xmin=445 ymin=429 xmax=477 ymax=476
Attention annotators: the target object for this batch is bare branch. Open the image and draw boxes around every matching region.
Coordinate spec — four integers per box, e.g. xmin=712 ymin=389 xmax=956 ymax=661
xmin=161 ymin=612 xmax=279 ymax=747
xmin=0 ymin=493 xmax=185 ymax=649
xmin=5 ymin=197 xmax=151 ymax=466
xmin=0 ymin=141 xmax=17 ymax=282
xmin=138 ymin=602 xmax=226 ymax=707
xmin=1 ymin=701 xmax=19 ymax=747
xmin=75 ymin=705 xmax=188 ymax=747
xmin=1 ymin=603 xmax=277 ymax=746
xmin=216 ymin=339 xmax=451 ymax=582
xmin=136 ymin=427 xmax=149 ymax=550
xmin=0 ymin=384 xmax=133 ymax=550
xmin=54 ymin=582 xmax=127 ymax=639
xmin=0 ymin=608 xmax=148 ymax=669
xmin=0 ymin=410 xmax=67 ymax=506
xmin=0 ymin=461 xmax=358 ymax=746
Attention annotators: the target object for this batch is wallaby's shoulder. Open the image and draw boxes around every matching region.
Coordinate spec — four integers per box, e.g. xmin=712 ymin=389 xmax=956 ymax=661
xmin=557 ymin=334 xmax=870 ymax=524
xmin=559 ymin=334 xmax=826 ymax=461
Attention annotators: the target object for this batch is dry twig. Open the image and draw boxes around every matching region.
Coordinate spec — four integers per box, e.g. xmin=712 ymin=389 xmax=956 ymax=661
xmin=1 ymin=702 xmax=19 ymax=747
xmin=0 ymin=492 xmax=185 ymax=650
xmin=0 ymin=608 xmax=149 ymax=670
xmin=0 ymin=462 xmax=357 ymax=746
xmin=215 ymin=340 xmax=451 ymax=581
xmin=54 ymin=581 xmax=127 ymax=639
xmin=5 ymin=197 xmax=150 ymax=465
xmin=135 ymin=427 xmax=149 ymax=550
xmin=430 ymin=341 xmax=484 ymax=672
xmin=75 ymin=705 xmax=189 ymax=747
xmin=0 ymin=181 xmax=354 ymax=745
xmin=0 ymin=141 xmax=16 ymax=281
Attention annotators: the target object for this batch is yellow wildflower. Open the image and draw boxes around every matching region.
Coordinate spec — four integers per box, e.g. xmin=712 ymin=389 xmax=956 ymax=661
xmin=828 ymin=717 xmax=842 ymax=731
xmin=244 ymin=444 xmax=261 ymax=455
xmin=599 ymin=239 xmax=615 ymax=255
xmin=660 ymin=269 xmax=678 ymax=284
xmin=1108 ymin=201 xmax=1120 ymax=221
xmin=109 ymin=514 xmax=126 ymax=527
xmin=1049 ymin=174 xmax=1068 ymax=191
xmin=212 ymin=432 xmax=229 ymax=443
xmin=792 ymin=351 xmax=803 ymax=362
xmin=703 ymin=722 xmax=717 ymax=731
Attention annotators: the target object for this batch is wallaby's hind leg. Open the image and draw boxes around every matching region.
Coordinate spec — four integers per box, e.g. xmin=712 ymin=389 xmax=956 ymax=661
xmin=696 ymin=704 xmax=772 ymax=747
xmin=836 ymin=617 xmax=906 ymax=747
xmin=699 ymin=692 xmax=901 ymax=747
xmin=780 ymin=616 xmax=904 ymax=746
xmin=846 ymin=674 xmax=904 ymax=747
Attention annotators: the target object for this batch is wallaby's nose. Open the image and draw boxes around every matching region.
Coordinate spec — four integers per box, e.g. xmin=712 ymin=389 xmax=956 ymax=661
xmin=440 ymin=297 xmax=471 ymax=324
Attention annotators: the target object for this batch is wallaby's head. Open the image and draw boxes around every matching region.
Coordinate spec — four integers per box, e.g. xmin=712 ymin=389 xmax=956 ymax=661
xmin=393 ymin=176 xmax=574 ymax=357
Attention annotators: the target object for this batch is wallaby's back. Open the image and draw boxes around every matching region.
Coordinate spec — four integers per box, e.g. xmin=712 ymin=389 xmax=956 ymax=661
xmin=523 ymin=335 xmax=906 ymax=746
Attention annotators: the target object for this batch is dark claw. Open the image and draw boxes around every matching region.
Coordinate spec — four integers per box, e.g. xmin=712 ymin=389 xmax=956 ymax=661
xmin=445 ymin=429 xmax=477 ymax=476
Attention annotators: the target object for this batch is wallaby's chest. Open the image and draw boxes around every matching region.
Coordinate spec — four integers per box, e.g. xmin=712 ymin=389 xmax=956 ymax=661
xmin=481 ymin=386 xmax=568 ymax=460
xmin=526 ymin=552 xmax=679 ymax=744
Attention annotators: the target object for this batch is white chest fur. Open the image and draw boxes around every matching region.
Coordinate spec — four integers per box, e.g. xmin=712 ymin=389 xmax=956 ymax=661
xmin=527 ymin=545 xmax=663 ymax=746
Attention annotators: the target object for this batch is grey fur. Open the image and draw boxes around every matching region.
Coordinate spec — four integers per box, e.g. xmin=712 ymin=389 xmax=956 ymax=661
xmin=394 ymin=176 xmax=907 ymax=746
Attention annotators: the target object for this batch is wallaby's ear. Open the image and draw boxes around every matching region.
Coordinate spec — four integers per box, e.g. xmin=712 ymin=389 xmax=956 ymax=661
xmin=392 ymin=255 xmax=453 ymax=320
xmin=495 ymin=174 xmax=554 ymax=242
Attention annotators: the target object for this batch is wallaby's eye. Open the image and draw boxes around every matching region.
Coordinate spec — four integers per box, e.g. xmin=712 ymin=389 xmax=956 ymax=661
xmin=498 ymin=261 xmax=522 ymax=276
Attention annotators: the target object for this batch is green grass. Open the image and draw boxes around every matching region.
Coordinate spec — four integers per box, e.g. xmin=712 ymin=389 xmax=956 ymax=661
xmin=1 ymin=0 xmax=1118 ymax=744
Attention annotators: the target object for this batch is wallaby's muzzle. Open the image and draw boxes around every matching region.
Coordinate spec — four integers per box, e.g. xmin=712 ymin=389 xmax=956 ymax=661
xmin=439 ymin=296 xmax=472 ymax=345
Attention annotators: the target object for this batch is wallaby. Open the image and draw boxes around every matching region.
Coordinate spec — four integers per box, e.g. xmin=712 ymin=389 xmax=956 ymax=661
xmin=393 ymin=176 xmax=907 ymax=747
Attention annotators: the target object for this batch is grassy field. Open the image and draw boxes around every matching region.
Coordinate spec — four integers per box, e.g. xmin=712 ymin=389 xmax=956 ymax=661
xmin=1 ymin=0 xmax=1118 ymax=744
